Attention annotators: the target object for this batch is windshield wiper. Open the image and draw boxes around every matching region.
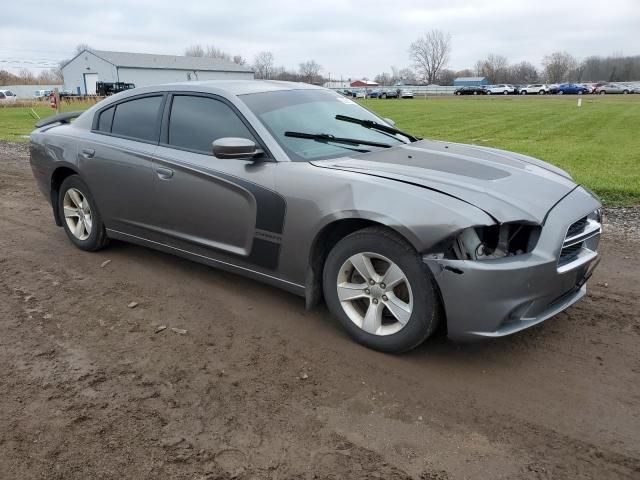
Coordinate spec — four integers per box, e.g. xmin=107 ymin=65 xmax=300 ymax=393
xmin=335 ymin=114 xmax=419 ymax=142
xmin=284 ymin=131 xmax=391 ymax=149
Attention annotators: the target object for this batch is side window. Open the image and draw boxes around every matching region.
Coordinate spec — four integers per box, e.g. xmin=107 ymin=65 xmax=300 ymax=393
xmin=111 ymin=96 xmax=163 ymax=143
xmin=97 ymin=106 xmax=115 ymax=133
xmin=168 ymin=95 xmax=256 ymax=154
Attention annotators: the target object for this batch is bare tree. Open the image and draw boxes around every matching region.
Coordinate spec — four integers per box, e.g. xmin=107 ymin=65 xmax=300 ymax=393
xmin=398 ymin=67 xmax=417 ymax=84
xmin=38 ymin=69 xmax=63 ymax=83
xmin=374 ymin=72 xmax=392 ymax=85
xmin=232 ymin=55 xmax=247 ymax=66
xmin=299 ymin=60 xmax=322 ymax=84
xmin=475 ymin=54 xmax=509 ymax=83
xmin=74 ymin=43 xmax=92 ymax=54
xmin=253 ymin=51 xmax=275 ymax=79
xmin=435 ymin=69 xmax=455 ymax=85
xmin=184 ymin=45 xmax=205 ymax=57
xmin=509 ymin=61 xmax=538 ymax=84
xmin=409 ymin=30 xmax=452 ymax=84
xmin=542 ymin=51 xmax=577 ymax=83
xmin=19 ymin=68 xmax=35 ymax=83
xmin=205 ymin=45 xmax=232 ymax=61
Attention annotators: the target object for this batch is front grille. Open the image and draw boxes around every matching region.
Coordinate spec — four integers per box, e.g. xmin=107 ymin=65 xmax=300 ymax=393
xmin=559 ymin=242 xmax=582 ymax=264
xmin=557 ymin=212 xmax=601 ymax=273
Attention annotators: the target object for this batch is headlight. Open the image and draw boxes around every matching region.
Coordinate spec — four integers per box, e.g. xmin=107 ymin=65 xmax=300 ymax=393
xmin=452 ymin=223 xmax=541 ymax=260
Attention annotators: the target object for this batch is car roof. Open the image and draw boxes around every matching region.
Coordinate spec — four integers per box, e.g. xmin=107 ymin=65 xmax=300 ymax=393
xmin=130 ymin=80 xmax=324 ymax=97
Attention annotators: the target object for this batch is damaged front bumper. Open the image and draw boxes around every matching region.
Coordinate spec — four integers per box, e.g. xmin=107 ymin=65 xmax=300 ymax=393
xmin=424 ymin=186 xmax=602 ymax=341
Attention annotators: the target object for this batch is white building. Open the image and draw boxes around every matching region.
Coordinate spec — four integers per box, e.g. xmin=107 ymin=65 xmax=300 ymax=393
xmin=62 ymin=49 xmax=254 ymax=95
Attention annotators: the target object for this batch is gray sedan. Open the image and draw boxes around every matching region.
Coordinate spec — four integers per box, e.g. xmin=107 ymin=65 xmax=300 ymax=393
xmin=29 ymin=81 xmax=602 ymax=352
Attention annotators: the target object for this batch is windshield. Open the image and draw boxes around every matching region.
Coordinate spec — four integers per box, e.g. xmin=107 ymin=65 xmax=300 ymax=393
xmin=240 ymin=89 xmax=405 ymax=161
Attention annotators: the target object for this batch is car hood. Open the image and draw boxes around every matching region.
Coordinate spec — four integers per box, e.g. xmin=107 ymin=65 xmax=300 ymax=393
xmin=310 ymin=139 xmax=578 ymax=224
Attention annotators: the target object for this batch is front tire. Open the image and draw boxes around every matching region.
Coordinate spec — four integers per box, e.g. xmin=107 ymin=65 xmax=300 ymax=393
xmin=58 ymin=175 xmax=109 ymax=251
xmin=323 ymin=227 xmax=440 ymax=353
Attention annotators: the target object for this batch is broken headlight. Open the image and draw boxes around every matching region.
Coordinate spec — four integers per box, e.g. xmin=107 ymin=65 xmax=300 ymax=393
xmin=452 ymin=223 xmax=541 ymax=260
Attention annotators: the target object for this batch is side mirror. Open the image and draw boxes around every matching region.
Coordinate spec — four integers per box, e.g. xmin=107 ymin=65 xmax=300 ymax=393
xmin=213 ymin=137 xmax=263 ymax=159
xmin=384 ymin=118 xmax=396 ymax=126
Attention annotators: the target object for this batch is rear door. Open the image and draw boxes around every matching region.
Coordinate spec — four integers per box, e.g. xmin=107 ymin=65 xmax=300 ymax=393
xmin=79 ymin=93 xmax=165 ymax=237
xmin=150 ymin=93 xmax=284 ymax=270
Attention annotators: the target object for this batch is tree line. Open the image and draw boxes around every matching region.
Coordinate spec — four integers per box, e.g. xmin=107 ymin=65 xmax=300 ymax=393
xmin=185 ymin=45 xmax=323 ymax=84
xmin=376 ymin=30 xmax=640 ymax=86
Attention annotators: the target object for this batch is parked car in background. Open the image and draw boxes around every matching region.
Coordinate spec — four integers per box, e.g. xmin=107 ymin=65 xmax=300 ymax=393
xmin=557 ymin=84 xmax=590 ymax=95
xmin=595 ymin=83 xmax=632 ymax=94
xmin=485 ymin=84 xmax=516 ymax=95
xmin=29 ymin=80 xmax=602 ymax=353
xmin=351 ymin=89 xmax=366 ymax=99
xmin=547 ymin=84 xmax=560 ymax=94
xmin=454 ymin=86 xmax=487 ymax=95
xmin=378 ymin=89 xmax=399 ymax=99
xmin=400 ymin=89 xmax=414 ymax=98
xmin=96 ymin=81 xmax=136 ymax=96
xmin=0 ymin=89 xmax=17 ymax=103
xmin=631 ymin=86 xmax=640 ymax=94
xmin=520 ymin=84 xmax=549 ymax=95
xmin=34 ymin=89 xmax=53 ymax=99
xmin=368 ymin=90 xmax=382 ymax=99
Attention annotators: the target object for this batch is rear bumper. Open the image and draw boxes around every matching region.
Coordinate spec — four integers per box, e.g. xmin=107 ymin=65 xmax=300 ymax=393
xmin=424 ymin=186 xmax=602 ymax=341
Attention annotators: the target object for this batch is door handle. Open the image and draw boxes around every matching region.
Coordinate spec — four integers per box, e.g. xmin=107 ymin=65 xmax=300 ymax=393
xmin=156 ymin=167 xmax=174 ymax=180
xmin=81 ymin=148 xmax=95 ymax=159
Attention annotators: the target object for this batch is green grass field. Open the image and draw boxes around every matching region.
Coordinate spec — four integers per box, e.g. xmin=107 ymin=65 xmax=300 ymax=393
xmin=0 ymin=101 xmax=98 ymax=143
xmin=1 ymin=96 xmax=638 ymax=205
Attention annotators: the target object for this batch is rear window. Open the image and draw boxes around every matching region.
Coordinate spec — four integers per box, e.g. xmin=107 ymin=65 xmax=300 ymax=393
xmin=97 ymin=106 xmax=115 ymax=133
xmin=0 ymin=92 xmax=5 ymax=99
xmin=110 ymin=96 xmax=163 ymax=143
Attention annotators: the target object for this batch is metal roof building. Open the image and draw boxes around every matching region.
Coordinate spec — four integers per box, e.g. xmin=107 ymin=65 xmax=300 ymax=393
xmin=453 ymin=76 xmax=489 ymax=86
xmin=62 ymin=49 xmax=254 ymax=95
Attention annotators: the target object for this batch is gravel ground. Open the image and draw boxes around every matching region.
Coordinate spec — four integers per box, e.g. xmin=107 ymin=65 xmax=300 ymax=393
xmin=1 ymin=141 xmax=639 ymax=479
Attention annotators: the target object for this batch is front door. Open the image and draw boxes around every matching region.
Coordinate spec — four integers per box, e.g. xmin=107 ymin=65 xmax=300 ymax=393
xmin=151 ymin=94 xmax=285 ymax=271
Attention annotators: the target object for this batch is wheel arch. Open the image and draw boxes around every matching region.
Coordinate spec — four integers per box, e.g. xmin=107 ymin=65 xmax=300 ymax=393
xmin=50 ymin=165 xmax=80 ymax=226
xmin=304 ymin=216 xmax=422 ymax=310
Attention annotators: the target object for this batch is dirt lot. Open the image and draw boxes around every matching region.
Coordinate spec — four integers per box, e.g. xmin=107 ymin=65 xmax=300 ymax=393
xmin=1 ymin=141 xmax=639 ymax=480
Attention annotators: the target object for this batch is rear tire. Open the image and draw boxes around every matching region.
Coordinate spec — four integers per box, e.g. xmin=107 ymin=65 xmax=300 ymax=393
xmin=58 ymin=175 xmax=109 ymax=252
xmin=323 ymin=227 xmax=440 ymax=353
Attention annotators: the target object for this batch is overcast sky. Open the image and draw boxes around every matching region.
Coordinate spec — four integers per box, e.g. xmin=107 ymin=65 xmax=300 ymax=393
xmin=1 ymin=0 xmax=638 ymax=78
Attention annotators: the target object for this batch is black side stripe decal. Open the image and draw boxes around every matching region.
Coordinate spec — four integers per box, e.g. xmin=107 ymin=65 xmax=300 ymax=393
xmin=154 ymin=156 xmax=287 ymax=269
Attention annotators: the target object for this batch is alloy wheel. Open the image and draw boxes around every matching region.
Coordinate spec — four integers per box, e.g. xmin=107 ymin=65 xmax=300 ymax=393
xmin=336 ymin=252 xmax=413 ymax=336
xmin=63 ymin=187 xmax=92 ymax=240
